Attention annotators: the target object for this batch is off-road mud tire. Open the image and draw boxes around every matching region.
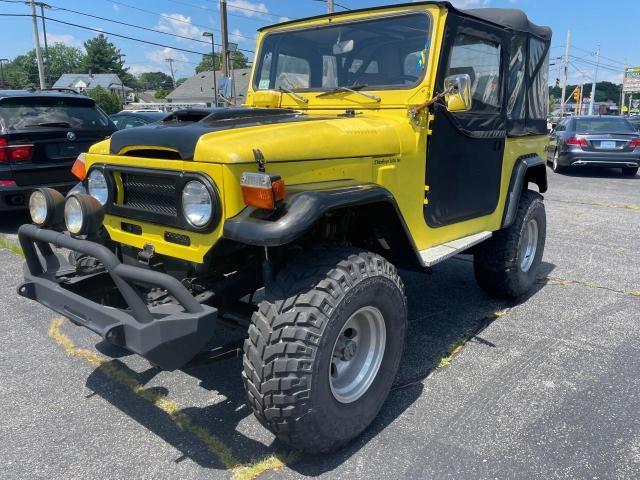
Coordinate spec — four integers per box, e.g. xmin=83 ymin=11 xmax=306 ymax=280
xmin=474 ymin=190 xmax=546 ymax=298
xmin=242 ymin=248 xmax=407 ymax=453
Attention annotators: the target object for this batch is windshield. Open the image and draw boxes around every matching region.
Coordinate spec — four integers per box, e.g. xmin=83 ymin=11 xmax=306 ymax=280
xmin=575 ymin=117 xmax=635 ymax=134
xmin=0 ymin=97 xmax=112 ymax=131
xmin=255 ymin=13 xmax=431 ymax=92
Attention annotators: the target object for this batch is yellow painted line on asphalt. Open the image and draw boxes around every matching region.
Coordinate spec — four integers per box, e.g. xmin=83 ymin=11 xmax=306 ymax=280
xmin=48 ymin=318 xmax=290 ymax=480
xmin=0 ymin=235 xmax=24 ymax=257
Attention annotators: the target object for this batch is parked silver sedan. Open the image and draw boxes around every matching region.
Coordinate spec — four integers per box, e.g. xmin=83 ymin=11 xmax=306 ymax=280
xmin=546 ymin=116 xmax=640 ymax=176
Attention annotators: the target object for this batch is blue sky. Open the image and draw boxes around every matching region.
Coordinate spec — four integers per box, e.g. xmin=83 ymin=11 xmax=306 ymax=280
xmin=0 ymin=0 xmax=636 ymax=83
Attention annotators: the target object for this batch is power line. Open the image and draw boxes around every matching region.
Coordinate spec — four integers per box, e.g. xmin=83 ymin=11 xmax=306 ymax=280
xmin=309 ymin=0 xmax=351 ymax=11
xmin=163 ymin=0 xmax=292 ymax=19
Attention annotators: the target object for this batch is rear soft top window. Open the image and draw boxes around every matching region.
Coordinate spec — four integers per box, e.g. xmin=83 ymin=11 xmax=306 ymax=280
xmin=575 ymin=117 xmax=635 ymax=134
xmin=0 ymin=96 xmax=111 ymax=131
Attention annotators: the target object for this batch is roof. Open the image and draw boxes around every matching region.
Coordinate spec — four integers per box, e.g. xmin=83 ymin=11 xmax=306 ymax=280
xmin=260 ymin=2 xmax=551 ymax=40
xmin=52 ymin=73 xmax=133 ymax=91
xmin=0 ymin=89 xmax=95 ymax=102
xmin=166 ymin=68 xmax=251 ymax=102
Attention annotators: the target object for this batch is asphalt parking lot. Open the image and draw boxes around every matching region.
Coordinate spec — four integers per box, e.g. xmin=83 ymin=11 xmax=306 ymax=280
xmin=1 ymin=167 xmax=639 ymax=480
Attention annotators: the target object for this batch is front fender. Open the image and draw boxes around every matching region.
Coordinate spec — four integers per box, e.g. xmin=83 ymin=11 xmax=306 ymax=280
xmin=223 ymin=180 xmax=403 ymax=247
xmin=502 ymin=154 xmax=548 ymax=228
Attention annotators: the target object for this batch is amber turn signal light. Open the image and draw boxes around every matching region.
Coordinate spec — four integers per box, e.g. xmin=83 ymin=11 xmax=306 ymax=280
xmin=240 ymin=172 xmax=285 ymax=210
xmin=71 ymin=153 xmax=87 ymax=180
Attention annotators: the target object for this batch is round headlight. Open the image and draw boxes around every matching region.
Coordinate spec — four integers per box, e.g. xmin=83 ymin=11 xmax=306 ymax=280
xmin=28 ymin=188 xmax=65 ymax=228
xmin=29 ymin=190 xmax=48 ymax=225
xmin=64 ymin=196 xmax=84 ymax=234
xmin=63 ymin=194 xmax=104 ymax=236
xmin=181 ymin=180 xmax=212 ymax=228
xmin=87 ymin=169 xmax=108 ymax=205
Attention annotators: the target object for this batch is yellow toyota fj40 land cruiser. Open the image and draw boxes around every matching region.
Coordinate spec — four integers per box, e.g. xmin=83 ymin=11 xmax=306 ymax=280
xmin=18 ymin=2 xmax=551 ymax=452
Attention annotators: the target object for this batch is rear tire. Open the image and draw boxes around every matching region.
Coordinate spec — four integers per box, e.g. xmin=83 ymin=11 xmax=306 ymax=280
xmin=242 ymin=248 xmax=407 ymax=453
xmin=474 ymin=190 xmax=546 ymax=298
xmin=621 ymin=166 xmax=639 ymax=177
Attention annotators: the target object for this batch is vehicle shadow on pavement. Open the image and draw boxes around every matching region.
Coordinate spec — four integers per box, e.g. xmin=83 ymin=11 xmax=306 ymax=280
xmin=557 ymin=166 xmax=639 ymax=180
xmin=84 ymin=256 xmax=555 ymax=476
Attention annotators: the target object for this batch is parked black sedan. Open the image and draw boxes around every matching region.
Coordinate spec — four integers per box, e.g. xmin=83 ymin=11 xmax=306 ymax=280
xmin=109 ymin=111 xmax=166 ymax=130
xmin=0 ymin=90 xmax=116 ymax=212
xmin=547 ymin=116 xmax=639 ymax=176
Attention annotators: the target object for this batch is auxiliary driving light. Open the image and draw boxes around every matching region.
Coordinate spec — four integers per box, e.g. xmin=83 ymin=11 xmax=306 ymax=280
xmin=240 ymin=172 xmax=285 ymax=210
xmin=28 ymin=188 xmax=65 ymax=228
xmin=64 ymin=193 xmax=104 ymax=235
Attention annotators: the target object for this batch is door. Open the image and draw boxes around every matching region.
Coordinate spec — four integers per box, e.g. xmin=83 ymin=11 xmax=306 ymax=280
xmin=424 ymin=21 xmax=507 ymax=228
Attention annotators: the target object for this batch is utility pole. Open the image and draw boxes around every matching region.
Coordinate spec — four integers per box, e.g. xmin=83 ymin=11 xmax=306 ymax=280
xmin=588 ymin=44 xmax=600 ymax=115
xmin=29 ymin=0 xmax=46 ymax=90
xmin=327 ymin=0 xmax=334 ymax=13
xmin=220 ymin=0 xmax=229 ymax=77
xmin=0 ymin=59 xmax=8 ymax=84
xmin=165 ymin=58 xmax=176 ymax=89
xmin=118 ymin=53 xmax=127 ymax=104
xmin=37 ymin=2 xmax=50 ymax=87
xmin=560 ymin=30 xmax=571 ymax=116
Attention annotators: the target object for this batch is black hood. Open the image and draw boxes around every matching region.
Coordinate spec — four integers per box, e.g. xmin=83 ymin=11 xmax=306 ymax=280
xmin=109 ymin=108 xmax=319 ymax=160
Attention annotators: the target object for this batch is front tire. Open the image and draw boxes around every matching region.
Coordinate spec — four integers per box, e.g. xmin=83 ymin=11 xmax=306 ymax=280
xmin=474 ymin=190 xmax=546 ymax=298
xmin=242 ymin=248 xmax=407 ymax=453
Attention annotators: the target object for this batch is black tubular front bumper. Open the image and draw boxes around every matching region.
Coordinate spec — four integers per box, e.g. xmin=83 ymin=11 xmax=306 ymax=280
xmin=17 ymin=224 xmax=218 ymax=370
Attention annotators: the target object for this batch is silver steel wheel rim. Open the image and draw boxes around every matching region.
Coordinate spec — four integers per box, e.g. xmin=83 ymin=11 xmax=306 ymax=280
xmin=519 ymin=218 xmax=539 ymax=272
xmin=553 ymin=151 xmax=559 ymax=170
xmin=329 ymin=306 xmax=386 ymax=404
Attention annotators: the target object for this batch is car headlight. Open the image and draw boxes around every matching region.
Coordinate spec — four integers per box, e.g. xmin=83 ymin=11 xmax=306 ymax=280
xmin=64 ymin=194 xmax=104 ymax=235
xmin=28 ymin=188 xmax=65 ymax=228
xmin=87 ymin=169 xmax=109 ymax=205
xmin=181 ymin=180 xmax=212 ymax=228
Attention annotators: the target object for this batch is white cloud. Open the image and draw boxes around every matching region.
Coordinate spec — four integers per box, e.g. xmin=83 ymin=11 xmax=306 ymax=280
xmin=129 ymin=64 xmax=164 ymax=75
xmin=112 ymin=3 xmax=120 ymax=11
xmin=146 ymin=47 xmax=188 ymax=64
xmin=448 ymin=0 xmax=486 ymax=7
xmin=229 ymin=28 xmax=249 ymax=46
xmin=156 ymin=13 xmax=203 ymax=42
xmin=42 ymin=33 xmax=82 ymax=47
xmin=278 ymin=16 xmax=290 ymax=23
xmin=228 ymin=0 xmax=269 ymax=19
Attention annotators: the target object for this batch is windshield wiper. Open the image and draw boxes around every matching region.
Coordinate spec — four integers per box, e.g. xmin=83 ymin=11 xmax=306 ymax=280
xmin=278 ymin=86 xmax=308 ymax=103
xmin=24 ymin=121 xmax=72 ymax=128
xmin=316 ymin=84 xmax=380 ymax=102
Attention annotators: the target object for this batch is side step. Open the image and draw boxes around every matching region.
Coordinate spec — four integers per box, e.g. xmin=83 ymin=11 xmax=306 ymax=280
xmin=419 ymin=231 xmax=492 ymax=267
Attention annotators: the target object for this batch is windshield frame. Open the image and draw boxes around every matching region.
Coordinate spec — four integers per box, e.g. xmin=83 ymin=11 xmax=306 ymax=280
xmin=252 ymin=10 xmax=433 ymax=94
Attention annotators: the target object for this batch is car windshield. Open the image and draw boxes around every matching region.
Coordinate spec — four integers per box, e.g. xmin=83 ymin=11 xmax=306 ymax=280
xmin=255 ymin=13 xmax=431 ymax=91
xmin=575 ymin=117 xmax=635 ymax=134
xmin=0 ymin=97 xmax=112 ymax=131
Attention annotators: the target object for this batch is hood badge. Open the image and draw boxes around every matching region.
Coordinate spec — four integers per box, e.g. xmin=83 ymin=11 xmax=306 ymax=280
xmin=253 ymin=148 xmax=266 ymax=173
xmin=67 ymin=131 xmax=76 ymax=141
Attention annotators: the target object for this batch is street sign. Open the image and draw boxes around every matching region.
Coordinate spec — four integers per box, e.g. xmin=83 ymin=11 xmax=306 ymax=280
xmin=623 ymin=67 xmax=640 ymax=93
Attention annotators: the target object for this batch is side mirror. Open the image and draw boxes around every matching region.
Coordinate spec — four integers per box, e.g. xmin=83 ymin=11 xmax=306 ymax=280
xmin=444 ymin=73 xmax=472 ymax=112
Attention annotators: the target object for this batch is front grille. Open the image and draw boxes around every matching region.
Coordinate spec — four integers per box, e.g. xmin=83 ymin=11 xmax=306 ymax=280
xmin=121 ymin=173 xmax=177 ymax=217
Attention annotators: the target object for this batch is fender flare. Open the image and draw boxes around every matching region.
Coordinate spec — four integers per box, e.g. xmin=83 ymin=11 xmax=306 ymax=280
xmin=223 ymin=180 xmax=420 ymax=257
xmin=502 ymin=154 xmax=548 ymax=228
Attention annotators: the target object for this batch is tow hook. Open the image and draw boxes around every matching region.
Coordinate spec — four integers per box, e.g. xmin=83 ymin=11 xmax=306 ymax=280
xmin=137 ymin=243 xmax=155 ymax=265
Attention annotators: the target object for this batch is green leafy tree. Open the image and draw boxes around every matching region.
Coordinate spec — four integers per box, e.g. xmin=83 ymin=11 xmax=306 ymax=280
xmin=195 ymin=51 xmax=249 ymax=74
xmin=154 ymin=89 xmax=170 ymax=99
xmin=549 ymin=81 xmax=622 ymax=104
xmin=4 ymin=43 xmax=85 ymax=88
xmin=83 ymin=34 xmax=127 ymax=77
xmin=175 ymin=77 xmax=187 ymax=87
xmin=87 ymin=85 xmax=122 ymax=114
xmin=139 ymin=71 xmax=174 ymax=90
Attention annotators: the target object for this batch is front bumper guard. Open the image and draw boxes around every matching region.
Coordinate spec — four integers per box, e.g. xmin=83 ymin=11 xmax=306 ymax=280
xmin=17 ymin=224 xmax=217 ymax=370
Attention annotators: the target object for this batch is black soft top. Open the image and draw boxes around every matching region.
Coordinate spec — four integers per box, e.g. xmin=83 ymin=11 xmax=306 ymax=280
xmin=260 ymin=2 xmax=550 ymax=40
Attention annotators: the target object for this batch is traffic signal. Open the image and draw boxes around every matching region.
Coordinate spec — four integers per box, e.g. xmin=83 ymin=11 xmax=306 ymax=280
xmin=573 ymin=87 xmax=581 ymax=102
xmin=555 ymin=78 xmax=560 ymax=87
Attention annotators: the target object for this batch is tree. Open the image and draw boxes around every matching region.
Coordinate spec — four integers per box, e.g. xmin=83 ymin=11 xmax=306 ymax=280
xmin=87 ymin=85 xmax=122 ymax=114
xmin=5 ymin=43 xmax=85 ymax=89
xmin=139 ymin=71 xmax=174 ymax=90
xmin=195 ymin=51 xmax=249 ymax=74
xmin=154 ymin=89 xmax=170 ymax=99
xmin=549 ymin=81 xmax=622 ymax=104
xmin=175 ymin=77 xmax=187 ymax=87
xmin=83 ymin=34 xmax=127 ymax=77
